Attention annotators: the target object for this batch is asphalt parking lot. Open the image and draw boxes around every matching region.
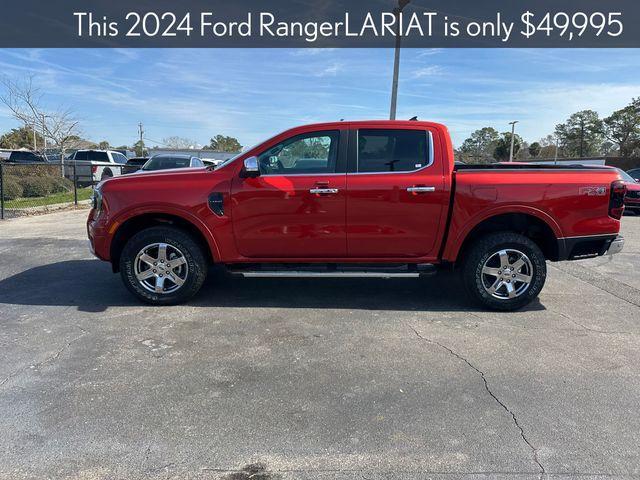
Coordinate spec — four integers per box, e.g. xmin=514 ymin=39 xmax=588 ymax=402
xmin=1 ymin=210 xmax=639 ymax=480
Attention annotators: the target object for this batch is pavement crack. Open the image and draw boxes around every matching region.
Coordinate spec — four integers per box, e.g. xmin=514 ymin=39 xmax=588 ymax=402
xmin=407 ymin=324 xmax=546 ymax=480
xmin=0 ymin=325 xmax=87 ymax=389
xmin=552 ymin=310 xmax=632 ymax=335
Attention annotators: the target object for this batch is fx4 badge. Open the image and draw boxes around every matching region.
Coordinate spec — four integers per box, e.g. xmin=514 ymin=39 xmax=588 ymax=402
xmin=579 ymin=186 xmax=607 ymax=196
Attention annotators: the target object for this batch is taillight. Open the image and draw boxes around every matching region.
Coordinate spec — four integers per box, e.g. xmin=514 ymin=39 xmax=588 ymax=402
xmin=91 ymin=165 xmax=98 ymax=173
xmin=609 ymin=180 xmax=626 ymax=220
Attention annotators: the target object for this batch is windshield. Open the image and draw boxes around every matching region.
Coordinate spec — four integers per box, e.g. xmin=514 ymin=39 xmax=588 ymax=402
xmin=215 ymin=151 xmax=246 ymax=169
xmin=617 ymin=169 xmax=637 ymax=182
xmin=143 ymin=156 xmax=191 ymax=171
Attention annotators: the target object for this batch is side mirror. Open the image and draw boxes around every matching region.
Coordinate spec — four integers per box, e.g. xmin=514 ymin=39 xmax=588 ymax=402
xmin=242 ymin=156 xmax=260 ymax=177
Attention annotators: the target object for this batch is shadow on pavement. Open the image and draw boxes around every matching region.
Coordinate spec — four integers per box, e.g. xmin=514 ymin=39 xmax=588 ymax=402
xmin=0 ymin=259 xmax=545 ymax=313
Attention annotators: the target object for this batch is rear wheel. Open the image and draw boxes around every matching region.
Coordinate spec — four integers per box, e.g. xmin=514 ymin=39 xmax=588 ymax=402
xmin=100 ymin=169 xmax=113 ymax=181
xmin=462 ymin=232 xmax=546 ymax=311
xmin=119 ymin=226 xmax=207 ymax=305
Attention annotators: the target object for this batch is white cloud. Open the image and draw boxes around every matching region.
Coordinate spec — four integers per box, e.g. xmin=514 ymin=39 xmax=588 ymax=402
xmin=315 ymin=62 xmax=343 ymax=77
xmin=411 ymin=65 xmax=443 ymax=78
xmin=417 ymin=49 xmax=443 ymax=57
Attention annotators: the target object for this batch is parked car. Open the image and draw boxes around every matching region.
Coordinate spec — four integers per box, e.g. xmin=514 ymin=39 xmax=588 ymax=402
xmin=123 ymin=157 xmax=149 ymax=174
xmin=87 ymin=120 xmax=626 ymax=311
xmin=627 ymin=168 xmax=640 ymax=181
xmin=65 ymin=149 xmax=128 ymax=186
xmin=201 ymin=158 xmax=223 ymax=168
xmin=6 ymin=150 xmax=47 ymax=164
xmin=137 ymin=154 xmax=204 ymax=172
xmin=617 ymin=168 xmax=640 ymax=214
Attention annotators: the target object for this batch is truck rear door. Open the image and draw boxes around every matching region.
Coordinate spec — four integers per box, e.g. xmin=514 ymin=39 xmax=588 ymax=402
xmin=345 ymin=127 xmax=446 ymax=258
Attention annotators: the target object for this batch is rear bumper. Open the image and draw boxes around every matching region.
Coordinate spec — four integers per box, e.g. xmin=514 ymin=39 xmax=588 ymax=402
xmin=606 ymin=235 xmax=624 ymax=256
xmin=557 ymin=234 xmax=623 ymax=261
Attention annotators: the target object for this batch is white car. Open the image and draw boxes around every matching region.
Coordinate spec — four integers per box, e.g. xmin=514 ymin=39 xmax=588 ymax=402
xmin=66 ymin=150 xmax=129 ymax=186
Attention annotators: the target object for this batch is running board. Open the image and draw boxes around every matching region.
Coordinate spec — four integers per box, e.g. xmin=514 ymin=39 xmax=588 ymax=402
xmin=227 ymin=263 xmax=437 ymax=278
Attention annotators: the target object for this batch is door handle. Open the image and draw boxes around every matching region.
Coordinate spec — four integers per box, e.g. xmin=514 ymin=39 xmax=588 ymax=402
xmin=309 ymin=188 xmax=339 ymax=195
xmin=407 ymin=186 xmax=436 ymax=193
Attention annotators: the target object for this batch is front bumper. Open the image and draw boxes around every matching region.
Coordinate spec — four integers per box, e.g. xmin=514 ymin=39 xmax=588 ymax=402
xmin=87 ymin=214 xmax=110 ymax=261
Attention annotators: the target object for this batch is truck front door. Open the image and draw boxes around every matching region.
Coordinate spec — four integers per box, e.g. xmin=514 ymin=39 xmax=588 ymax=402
xmin=345 ymin=127 xmax=446 ymax=258
xmin=231 ymin=129 xmax=347 ymax=258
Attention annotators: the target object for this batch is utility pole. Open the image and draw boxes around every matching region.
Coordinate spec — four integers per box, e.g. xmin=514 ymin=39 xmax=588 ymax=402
xmin=508 ymin=120 xmax=519 ymax=162
xmin=389 ymin=0 xmax=410 ymax=120
xmin=32 ymin=124 xmax=36 ymax=150
xmin=138 ymin=122 xmax=144 ymax=156
xmin=579 ymin=118 xmax=585 ymax=158
xmin=554 ymin=136 xmax=559 ymax=165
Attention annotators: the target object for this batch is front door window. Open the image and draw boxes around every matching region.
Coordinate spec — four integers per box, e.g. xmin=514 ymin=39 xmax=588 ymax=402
xmin=257 ymin=131 xmax=339 ymax=175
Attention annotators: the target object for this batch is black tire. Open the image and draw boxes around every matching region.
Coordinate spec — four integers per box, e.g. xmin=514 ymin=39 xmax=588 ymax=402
xmin=119 ymin=226 xmax=207 ymax=305
xmin=461 ymin=232 xmax=546 ymax=311
xmin=101 ymin=169 xmax=113 ymax=181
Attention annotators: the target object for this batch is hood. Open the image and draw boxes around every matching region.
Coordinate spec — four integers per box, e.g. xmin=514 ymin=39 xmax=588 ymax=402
xmin=101 ymin=167 xmax=211 ymax=190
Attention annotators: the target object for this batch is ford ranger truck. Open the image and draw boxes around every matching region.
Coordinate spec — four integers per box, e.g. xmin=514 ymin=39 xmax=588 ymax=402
xmin=87 ymin=121 xmax=626 ymax=311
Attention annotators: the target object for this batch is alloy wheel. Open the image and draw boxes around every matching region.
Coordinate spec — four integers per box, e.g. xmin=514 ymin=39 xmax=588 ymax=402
xmin=481 ymin=248 xmax=533 ymax=300
xmin=134 ymin=242 xmax=189 ymax=294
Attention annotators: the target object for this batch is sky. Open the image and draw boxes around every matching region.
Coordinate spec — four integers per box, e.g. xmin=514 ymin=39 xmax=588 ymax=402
xmin=0 ymin=48 xmax=639 ymax=149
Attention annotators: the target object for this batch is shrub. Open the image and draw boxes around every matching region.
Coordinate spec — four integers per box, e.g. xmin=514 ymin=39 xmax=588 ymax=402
xmin=50 ymin=176 xmax=74 ymax=193
xmin=18 ymin=176 xmax=54 ymax=197
xmin=2 ymin=175 xmax=23 ymax=200
xmin=7 ymin=164 xmax=60 ymax=178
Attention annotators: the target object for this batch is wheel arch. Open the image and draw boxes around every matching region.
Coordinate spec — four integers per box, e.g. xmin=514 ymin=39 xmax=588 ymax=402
xmin=450 ymin=210 xmax=561 ymax=265
xmin=109 ymin=211 xmax=217 ymax=272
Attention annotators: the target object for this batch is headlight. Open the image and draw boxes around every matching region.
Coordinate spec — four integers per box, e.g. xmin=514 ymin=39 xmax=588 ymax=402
xmin=91 ymin=187 xmax=103 ymax=216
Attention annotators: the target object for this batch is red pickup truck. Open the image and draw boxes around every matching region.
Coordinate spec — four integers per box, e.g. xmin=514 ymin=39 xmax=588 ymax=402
xmin=87 ymin=121 xmax=626 ymax=310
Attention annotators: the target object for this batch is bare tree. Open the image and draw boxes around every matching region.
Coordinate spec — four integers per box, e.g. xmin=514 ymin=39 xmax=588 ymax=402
xmin=161 ymin=136 xmax=199 ymax=149
xmin=0 ymin=75 xmax=82 ymax=172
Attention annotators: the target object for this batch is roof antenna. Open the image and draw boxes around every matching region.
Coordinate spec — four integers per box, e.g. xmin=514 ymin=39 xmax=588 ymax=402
xmin=409 ymin=116 xmax=418 ymax=121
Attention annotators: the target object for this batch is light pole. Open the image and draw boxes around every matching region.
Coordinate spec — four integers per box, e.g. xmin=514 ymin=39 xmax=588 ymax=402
xmin=508 ymin=120 xmax=519 ymax=162
xmin=389 ymin=0 xmax=410 ymax=120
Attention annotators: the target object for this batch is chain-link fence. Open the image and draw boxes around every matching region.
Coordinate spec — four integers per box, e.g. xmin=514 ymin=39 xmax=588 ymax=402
xmin=0 ymin=161 xmax=125 ymax=219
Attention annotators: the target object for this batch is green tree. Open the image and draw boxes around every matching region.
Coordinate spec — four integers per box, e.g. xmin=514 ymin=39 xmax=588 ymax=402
xmin=493 ymin=132 xmax=523 ymax=161
xmin=555 ymin=110 xmax=603 ymax=157
xmin=205 ymin=134 xmax=242 ymax=152
xmin=97 ymin=140 xmax=110 ymax=150
xmin=133 ymin=140 xmax=146 ymax=157
xmin=602 ymin=99 xmax=640 ymax=158
xmin=458 ymin=127 xmax=499 ymax=164
xmin=528 ymin=142 xmax=541 ymax=157
xmin=0 ymin=126 xmax=44 ymax=149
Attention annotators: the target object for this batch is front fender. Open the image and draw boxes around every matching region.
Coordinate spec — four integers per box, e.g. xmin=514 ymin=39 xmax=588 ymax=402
xmin=107 ymin=204 xmax=222 ymax=261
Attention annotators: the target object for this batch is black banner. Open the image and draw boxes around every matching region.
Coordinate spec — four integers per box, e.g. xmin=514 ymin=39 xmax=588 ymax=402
xmin=2 ymin=0 xmax=639 ymax=48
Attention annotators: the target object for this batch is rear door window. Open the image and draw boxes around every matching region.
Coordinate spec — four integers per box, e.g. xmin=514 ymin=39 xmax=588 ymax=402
xmin=87 ymin=151 xmax=109 ymax=162
xmin=357 ymin=129 xmax=429 ymax=173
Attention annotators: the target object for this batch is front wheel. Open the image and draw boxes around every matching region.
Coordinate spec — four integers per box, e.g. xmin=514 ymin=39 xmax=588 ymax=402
xmin=119 ymin=226 xmax=207 ymax=305
xmin=462 ymin=232 xmax=546 ymax=311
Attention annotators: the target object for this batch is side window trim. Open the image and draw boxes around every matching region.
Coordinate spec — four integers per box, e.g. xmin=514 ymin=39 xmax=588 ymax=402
xmin=349 ymin=129 xmax=434 ymax=175
xmin=257 ymin=129 xmax=347 ymax=177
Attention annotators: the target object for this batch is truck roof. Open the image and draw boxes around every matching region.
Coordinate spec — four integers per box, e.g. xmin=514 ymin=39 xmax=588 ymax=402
xmin=288 ymin=120 xmax=448 ymax=131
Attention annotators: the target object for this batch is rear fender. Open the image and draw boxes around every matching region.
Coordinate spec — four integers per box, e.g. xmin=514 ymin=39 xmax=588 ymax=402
xmin=442 ymin=205 xmax=562 ymax=262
